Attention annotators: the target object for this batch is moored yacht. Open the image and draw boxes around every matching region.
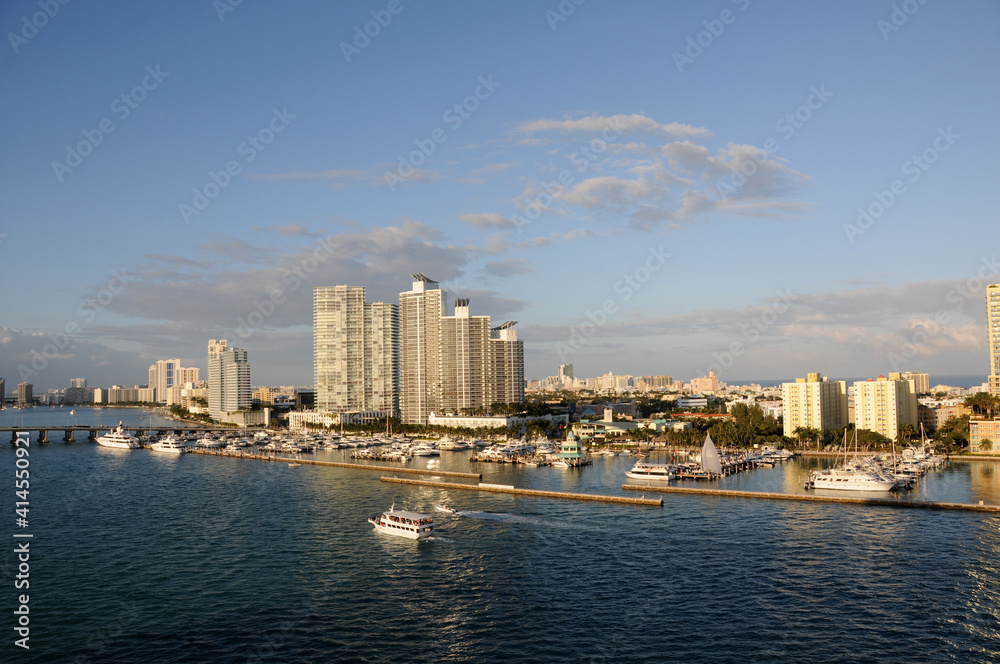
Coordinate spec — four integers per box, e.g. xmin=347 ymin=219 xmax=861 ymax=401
xmin=368 ymin=506 xmax=434 ymax=539
xmin=150 ymin=435 xmax=188 ymax=454
xmin=97 ymin=422 xmax=141 ymax=449
xmin=806 ymin=468 xmax=895 ymax=492
xmin=625 ymin=462 xmax=676 ymax=481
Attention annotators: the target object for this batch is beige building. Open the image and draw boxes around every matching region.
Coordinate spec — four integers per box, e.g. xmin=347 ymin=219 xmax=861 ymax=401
xmin=781 ymin=372 xmax=848 ymax=438
xmin=853 ymin=375 xmax=918 ymax=442
xmin=970 ymin=417 xmax=1000 ymax=454
xmin=989 ymin=284 xmax=1000 ymax=395
xmin=889 ymin=371 xmax=929 ymax=395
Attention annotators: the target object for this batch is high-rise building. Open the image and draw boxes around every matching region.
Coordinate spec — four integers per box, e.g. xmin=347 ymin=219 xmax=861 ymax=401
xmin=65 ymin=378 xmax=90 ymax=405
xmin=853 ymin=375 xmax=918 ymax=442
xmin=559 ymin=364 xmax=574 ymax=383
xmin=313 ymin=286 xmax=399 ymax=416
xmin=17 ymin=382 xmax=33 ymax=406
xmin=491 ymin=321 xmax=524 ymax=405
xmin=781 ymin=372 xmax=848 ymax=439
xmin=148 ymin=359 xmax=201 ymax=403
xmin=889 ymin=371 xmax=929 ymax=395
xmin=207 ymin=339 xmax=251 ymax=420
xmin=400 ymin=274 xmax=445 ymax=424
xmin=399 ymin=273 xmax=524 ymax=424
xmin=988 ymin=284 xmax=1000 ymax=395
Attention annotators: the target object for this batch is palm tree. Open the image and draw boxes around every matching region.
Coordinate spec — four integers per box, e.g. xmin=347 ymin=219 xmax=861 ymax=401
xmin=979 ymin=438 xmax=993 ymax=453
xmin=794 ymin=426 xmax=821 ymax=449
xmin=898 ymin=423 xmax=917 ymax=443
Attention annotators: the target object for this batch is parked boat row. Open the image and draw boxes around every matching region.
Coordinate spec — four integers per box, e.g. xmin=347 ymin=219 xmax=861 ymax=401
xmin=804 ymin=431 xmax=946 ymax=492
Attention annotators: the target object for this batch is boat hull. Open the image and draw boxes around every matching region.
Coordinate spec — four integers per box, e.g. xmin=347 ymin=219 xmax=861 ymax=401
xmin=625 ymin=471 xmax=675 ymax=481
xmin=369 ymin=519 xmax=431 ymax=539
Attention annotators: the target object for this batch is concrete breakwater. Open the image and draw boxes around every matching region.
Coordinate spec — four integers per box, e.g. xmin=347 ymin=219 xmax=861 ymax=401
xmin=621 ymin=484 xmax=1000 ymax=513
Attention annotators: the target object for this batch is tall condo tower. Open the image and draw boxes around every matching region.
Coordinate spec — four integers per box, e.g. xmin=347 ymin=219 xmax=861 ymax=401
xmin=207 ymin=339 xmax=251 ymax=420
xmin=314 ymin=286 xmax=399 ymax=416
xmin=399 ymin=274 xmax=445 ymax=425
xmin=989 ymin=284 xmax=1000 ymax=395
xmin=399 ymin=273 xmax=524 ymax=425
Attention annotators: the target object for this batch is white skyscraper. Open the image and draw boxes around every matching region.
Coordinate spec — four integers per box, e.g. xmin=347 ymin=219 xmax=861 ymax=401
xmin=313 ymin=286 xmax=399 ymax=416
xmin=399 ymin=273 xmax=524 ymax=425
xmin=149 ymin=359 xmax=201 ymax=403
xmin=399 ymin=274 xmax=445 ymax=425
xmin=207 ymin=339 xmax=251 ymax=420
xmin=988 ymin=284 xmax=1000 ymax=395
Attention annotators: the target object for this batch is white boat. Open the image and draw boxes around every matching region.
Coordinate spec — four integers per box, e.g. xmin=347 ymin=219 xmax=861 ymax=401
xmin=411 ymin=443 xmax=440 ymax=456
xmin=368 ymin=506 xmax=434 ymax=539
xmin=150 ymin=436 xmax=188 ymax=454
xmin=625 ymin=462 xmax=676 ymax=481
xmin=196 ymin=436 xmax=223 ymax=449
xmin=807 ymin=468 xmax=895 ymax=492
xmin=552 ymin=459 xmax=570 ymax=468
xmin=97 ymin=422 xmax=141 ymax=449
xmin=435 ymin=504 xmax=459 ymax=515
xmin=288 ymin=462 xmax=302 ymax=468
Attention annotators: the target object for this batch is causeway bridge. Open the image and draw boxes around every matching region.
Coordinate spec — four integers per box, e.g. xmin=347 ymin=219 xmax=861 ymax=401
xmin=2 ymin=425 xmax=242 ymax=444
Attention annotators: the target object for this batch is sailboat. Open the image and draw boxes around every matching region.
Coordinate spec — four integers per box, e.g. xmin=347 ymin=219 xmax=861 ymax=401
xmin=700 ymin=433 xmax=723 ymax=477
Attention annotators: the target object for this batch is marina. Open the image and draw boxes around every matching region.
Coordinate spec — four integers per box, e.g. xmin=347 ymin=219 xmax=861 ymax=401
xmin=2 ymin=407 xmax=999 ymax=663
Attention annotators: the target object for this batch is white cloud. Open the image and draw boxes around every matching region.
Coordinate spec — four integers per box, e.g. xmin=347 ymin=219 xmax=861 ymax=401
xmin=459 ymin=213 xmax=510 ymax=229
xmin=518 ymin=113 xmax=712 ymax=138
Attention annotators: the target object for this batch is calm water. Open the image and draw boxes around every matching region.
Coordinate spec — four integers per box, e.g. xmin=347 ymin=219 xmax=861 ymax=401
xmin=3 ymin=408 xmax=1000 ymax=663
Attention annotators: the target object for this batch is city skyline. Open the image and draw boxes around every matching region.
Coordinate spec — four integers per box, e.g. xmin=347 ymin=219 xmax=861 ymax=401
xmin=2 ymin=2 xmax=1000 ymax=389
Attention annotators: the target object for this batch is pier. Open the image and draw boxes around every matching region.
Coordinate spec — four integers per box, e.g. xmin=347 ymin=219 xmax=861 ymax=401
xmin=188 ymin=449 xmax=481 ymax=479
xmin=621 ymin=484 xmax=1000 ymax=513
xmin=380 ymin=476 xmax=663 ymax=506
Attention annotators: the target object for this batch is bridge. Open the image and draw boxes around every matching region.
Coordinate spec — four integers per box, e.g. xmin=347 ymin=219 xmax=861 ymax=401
xmin=1 ymin=425 xmax=248 ymax=444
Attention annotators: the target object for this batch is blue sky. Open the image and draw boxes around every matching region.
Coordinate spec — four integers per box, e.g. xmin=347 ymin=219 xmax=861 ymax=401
xmin=2 ymin=0 xmax=999 ymax=390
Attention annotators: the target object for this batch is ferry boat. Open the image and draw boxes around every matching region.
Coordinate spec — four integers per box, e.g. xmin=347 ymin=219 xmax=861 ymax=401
xmin=96 ymin=422 xmax=141 ymax=449
xmin=368 ymin=506 xmax=434 ymax=539
xmin=150 ymin=435 xmax=188 ymax=454
xmin=806 ymin=468 xmax=895 ymax=492
xmin=625 ymin=462 xmax=676 ymax=481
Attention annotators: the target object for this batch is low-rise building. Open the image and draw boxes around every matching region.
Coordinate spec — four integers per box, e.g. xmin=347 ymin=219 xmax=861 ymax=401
xmin=970 ymin=417 xmax=1000 ymax=454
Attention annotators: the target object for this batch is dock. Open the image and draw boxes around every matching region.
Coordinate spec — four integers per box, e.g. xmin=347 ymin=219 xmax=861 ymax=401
xmin=621 ymin=484 xmax=1000 ymax=513
xmin=380 ymin=476 xmax=662 ymax=506
xmin=188 ymin=449 xmax=481 ymax=479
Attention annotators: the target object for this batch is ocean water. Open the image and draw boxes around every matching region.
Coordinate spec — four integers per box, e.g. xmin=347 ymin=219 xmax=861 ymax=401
xmin=3 ymin=408 xmax=999 ymax=663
